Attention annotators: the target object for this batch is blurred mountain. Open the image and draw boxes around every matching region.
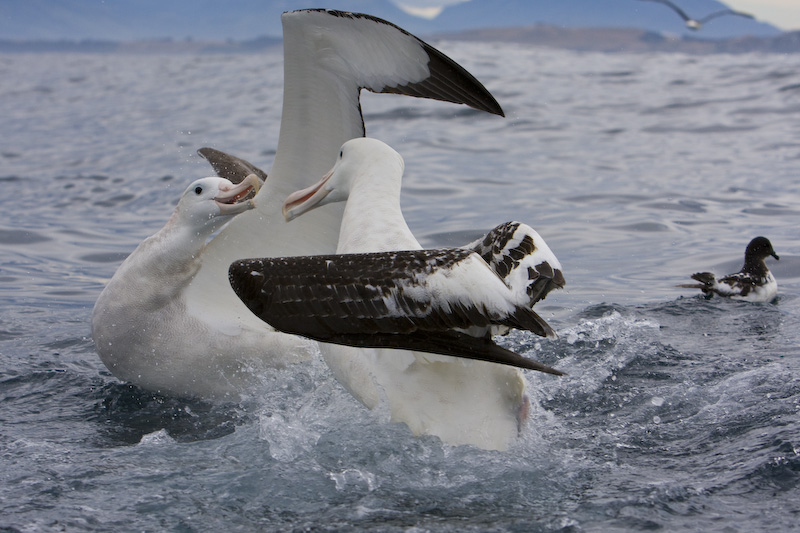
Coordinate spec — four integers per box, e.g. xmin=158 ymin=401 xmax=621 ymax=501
xmin=436 ymin=25 xmax=800 ymax=54
xmin=0 ymin=0 xmax=782 ymax=42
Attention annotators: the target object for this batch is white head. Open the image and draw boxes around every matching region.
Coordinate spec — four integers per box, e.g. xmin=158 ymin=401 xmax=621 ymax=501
xmin=282 ymin=138 xmax=404 ymax=221
xmin=174 ymin=174 xmax=261 ymax=234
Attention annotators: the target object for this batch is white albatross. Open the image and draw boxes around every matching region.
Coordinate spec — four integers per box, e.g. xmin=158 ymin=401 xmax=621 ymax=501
xmin=90 ymin=175 xmax=304 ymax=397
xmin=244 ymin=137 xmax=565 ymax=450
xmin=91 ymin=9 xmax=505 ymax=399
xmin=677 ymin=236 xmax=779 ymax=302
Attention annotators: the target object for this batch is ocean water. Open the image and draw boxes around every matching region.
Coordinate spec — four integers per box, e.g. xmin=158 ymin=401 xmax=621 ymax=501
xmin=1 ymin=41 xmax=800 ymax=531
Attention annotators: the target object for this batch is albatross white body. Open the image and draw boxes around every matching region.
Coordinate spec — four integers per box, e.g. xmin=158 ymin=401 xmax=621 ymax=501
xmin=91 ymin=176 xmax=307 ymax=398
xmin=282 ymin=138 xmax=564 ymax=450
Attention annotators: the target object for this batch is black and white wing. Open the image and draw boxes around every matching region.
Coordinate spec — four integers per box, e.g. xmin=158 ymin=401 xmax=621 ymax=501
xmin=467 ymin=221 xmax=565 ymax=307
xmin=698 ymin=9 xmax=755 ymax=24
xmin=715 ymin=272 xmax=760 ymax=297
xmin=228 ymin=250 xmax=562 ymax=375
xmin=638 ymin=0 xmax=693 ymax=22
xmin=679 ymin=271 xmax=758 ymax=298
xmin=311 ymin=10 xmax=504 ymax=117
xmin=677 ymin=271 xmax=726 ymax=296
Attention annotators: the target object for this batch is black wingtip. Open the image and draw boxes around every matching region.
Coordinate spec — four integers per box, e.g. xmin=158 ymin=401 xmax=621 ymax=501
xmin=324 ymin=330 xmax=564 ymax=376
xmin=412 ymin=331 xmax=565 ymax=375
xmin=384 ymin=39 xmax=505 ymax=117
xmin=507 ymin=307 xmax=557 ymax=339
xmin=376 ymin=28 xmax=504 ymax=117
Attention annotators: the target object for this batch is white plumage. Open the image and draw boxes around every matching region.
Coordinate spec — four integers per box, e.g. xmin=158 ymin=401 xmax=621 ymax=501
xmin=91 ymin=176 xmax=311 ymax=398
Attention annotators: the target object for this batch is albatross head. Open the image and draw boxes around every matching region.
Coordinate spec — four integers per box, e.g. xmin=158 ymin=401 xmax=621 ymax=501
xmin=175 ymin=174 xmax=261 ymax=233
xmin=282 ymin=138 xmax=404 ymax=221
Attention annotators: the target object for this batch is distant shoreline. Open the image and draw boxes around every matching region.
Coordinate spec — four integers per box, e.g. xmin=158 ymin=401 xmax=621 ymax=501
xmin=2 ymin=25 xmax=799 ymax=54
xmin=0 ymin=36 xmax=282 ymax=54
xmin=435 ymin=25 xmax=800 ymax=54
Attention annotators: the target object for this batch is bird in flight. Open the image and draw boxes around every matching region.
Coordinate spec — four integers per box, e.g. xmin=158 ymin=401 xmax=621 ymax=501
xmin=639 ymin=0 xmax=755 ymax=30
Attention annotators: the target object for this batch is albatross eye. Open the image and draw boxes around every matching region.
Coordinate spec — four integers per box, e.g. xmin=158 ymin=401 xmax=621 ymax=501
xmin=195 ymin=186 xmax=203 ymax=195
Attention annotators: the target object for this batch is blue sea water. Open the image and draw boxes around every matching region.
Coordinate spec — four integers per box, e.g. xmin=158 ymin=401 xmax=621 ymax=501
xmin=1 ymin=41 xmax=799 ymax=531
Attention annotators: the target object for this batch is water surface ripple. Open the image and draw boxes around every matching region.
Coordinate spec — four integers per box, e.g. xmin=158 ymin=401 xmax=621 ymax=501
xmin=1 ymin=45 xmax=799 ymax=531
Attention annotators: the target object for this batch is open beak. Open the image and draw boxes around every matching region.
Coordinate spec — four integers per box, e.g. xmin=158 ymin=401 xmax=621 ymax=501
xmin=215 ymin=173 xmax=261 ymax=215
xmin=282 ymin=168 xmax=333 ymax=221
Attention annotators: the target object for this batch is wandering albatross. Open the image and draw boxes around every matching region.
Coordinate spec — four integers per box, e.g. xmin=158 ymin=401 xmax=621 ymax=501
xmin=232 ymin=137 xmax=565 ymax=450
xmin=92 ymin=175 xmax=282 ymax=396
xmin=91 ymin=9 xmax=505 ymax=400
xmin=677 ymin=236 xmax=779 ymax=302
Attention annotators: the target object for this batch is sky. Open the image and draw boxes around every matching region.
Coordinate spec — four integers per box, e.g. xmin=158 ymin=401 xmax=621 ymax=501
xmin=398 ymin=0 xmax=800 ymax=31
xmin=724 ymin=0 xmax=800 ymax=30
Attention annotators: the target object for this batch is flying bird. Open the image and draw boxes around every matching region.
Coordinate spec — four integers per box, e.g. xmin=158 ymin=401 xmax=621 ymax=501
xmin=639 ymin=0 xmax=755 ymax=30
